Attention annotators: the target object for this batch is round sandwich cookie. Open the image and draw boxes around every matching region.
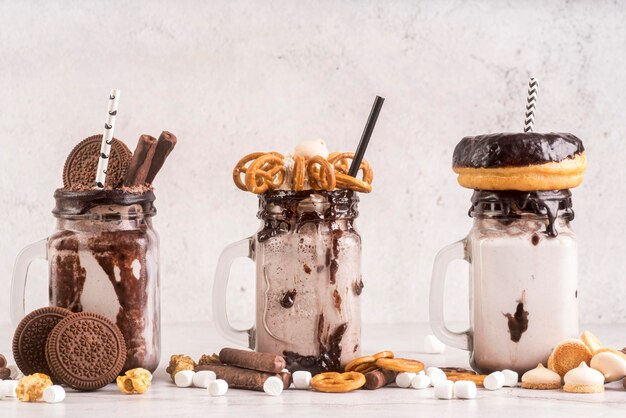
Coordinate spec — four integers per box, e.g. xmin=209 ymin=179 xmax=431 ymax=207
xmin=63 ymin=135 xmax=132 ymax=189
xmin=452 ymin=132 xmax=586 ymax=191
xmin=46 ymin=312 xmax=127 ymax=391
xmin=12 ymin=306 xmax=73 ymax=379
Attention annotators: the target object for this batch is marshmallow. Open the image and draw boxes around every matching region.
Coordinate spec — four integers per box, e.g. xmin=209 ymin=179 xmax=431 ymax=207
xmin=293 ymin=139 xmax=329 ymax=159
xmin=501 ymin=369 xmax=519 ymax=387
xmin=483 ymin=371 xmax=505 ymax=391
xmin=426 ymin=367 xmax=447 ymax=386
xmin=208 ymin=379 xmax=229 ymax=397
xmin=193 ymin=370 xmax=217 ymax=388
xmin=395 ymin=372 xmax=416 ymax=388
xmin=1 ymin=380 xmax=18 ymax=398
xmin=43 ymin=385 xmax=66 ymax=403
xmin=453 ymin=380 xmax=477 ymax=399
xmin=424 ymin=335 xmax=446 ymax=354
xmin=8 ymin=365 xmax=22 ymax=380
xmin=263 ymin=376 xmax=284 ymax=396
xmin=292 ymin=371 xmax=312 ymax=389
xmin=174 ymin=370 xmax=195 ymax=388
xmin=410 ymin=374 xmax=431 ymax=389
xmin=433 ymin=380 xmax=454 ymax=399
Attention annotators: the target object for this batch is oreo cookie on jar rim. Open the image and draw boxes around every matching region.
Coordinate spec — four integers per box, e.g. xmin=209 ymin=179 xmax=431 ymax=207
xmin=452 ymin=132 xmax=587 ymax=191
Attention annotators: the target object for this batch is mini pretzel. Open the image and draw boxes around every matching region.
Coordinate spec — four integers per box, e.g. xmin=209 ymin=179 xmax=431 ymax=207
xmin=375 ymin=358 xmax=425 ymax=373
xmin=311 ymin=372 xmax=366 ymax=393
xmin=307 ymin=155 xmax=336 ymax=191
xmin=372 ymin=351 xmax=394 ymax=360
xmin=329 ymin=152 xmax=374 ymax=193
xmin=292 ymin=155 xmax=306 ymax=191
xmin=233 ymin=152 xmax=266 ymax=191
xmin=244 ymin=153 xmax=286 ymax=194
xmin=344 ymin=356 xmax=376 ymax=373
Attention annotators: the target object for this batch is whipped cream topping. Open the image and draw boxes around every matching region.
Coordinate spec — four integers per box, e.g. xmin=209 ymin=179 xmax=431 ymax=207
xmin=564 ymin=362 xmax=604 ymax=386
xmin=521 ymin=363 xmax=561 ymax=385
xmin=590 ymin=351 xmax=626 ymax=382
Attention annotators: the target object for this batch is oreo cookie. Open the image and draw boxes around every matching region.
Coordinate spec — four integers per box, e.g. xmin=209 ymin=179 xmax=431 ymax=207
xmin=63 ymin=135 xmax=132 ymax=189
xmin=46 ymin=312 xmax=126 ymax=391
xmin=12 ymin=306 xmax=72 ymax=379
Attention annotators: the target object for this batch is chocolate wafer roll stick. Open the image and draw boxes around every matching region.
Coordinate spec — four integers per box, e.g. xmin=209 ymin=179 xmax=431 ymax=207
xmin=124 ymin=135 xmax=157 ymax=186
xmin=145 ymin=131 xmax=177 ymax=184
xmin=364 ymin=368 xmax=397 ymax=390
xmin=196 ymin=364 xmax=286 ymax=392
xmin=219 ymin=347 xmax=286 ymax=373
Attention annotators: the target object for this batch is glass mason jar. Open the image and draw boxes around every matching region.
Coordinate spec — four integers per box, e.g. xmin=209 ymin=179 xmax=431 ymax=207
xmin=11 ymin=189 xmax=160 ymax=373
xmin=430 ymin=190 xmax=578 ymax=374
xmin=214 ymin=190 xmax=363 ymax=373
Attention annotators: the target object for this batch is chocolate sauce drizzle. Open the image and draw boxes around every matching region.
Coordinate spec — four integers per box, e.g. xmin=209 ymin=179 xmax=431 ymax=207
xmin=503 ymin=293 xmax=529 ymax=343
xmin=280 ymin=289 xmax=297 ymax=308
xmin=53 ymin=189 xmax=156 ymax=218
xmin=469 ymin=190 xmax=574 ymax=237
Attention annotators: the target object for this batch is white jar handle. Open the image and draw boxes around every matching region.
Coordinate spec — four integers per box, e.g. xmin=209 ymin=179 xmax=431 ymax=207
xmin=429 ymin=239 xmax=471 ymax=351
xmin=11 ymin=238 xmax=48 ymax=325
xmin=212 ymin=237 xmax=255 ymax=348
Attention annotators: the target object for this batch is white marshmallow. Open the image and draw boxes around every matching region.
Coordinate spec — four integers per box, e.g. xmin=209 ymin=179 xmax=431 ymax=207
xmin=292 ymin=371 xmax=312 ymax=389
xmin=483 ymin=371 xmax=505 ymax=391
xmin=424 ymin=335 xmax=446 ymax=354
xmin=8 ymin=365 xmax=22 ymax=380
xmin=174 ymin=370 xmax=195 ymax=388
xmin=293 ymin=139 xmax=329 ymax=159
xmin=1 ymin=380 xmax=18 ymax=398
xmin=193 ymin=370 xmax=216 ymax=388
xmin=433 ymin=380 xmax=454 ymax=399
xmin=501 ymin=369 xmax=519 ymax=387
xmin=395 ymin=372 xmax=416 ymax=388
xmin=410 ymin=374 xmax=431 ymax=389
xmin=453 ymin=381 xmax=477 ymax=399
xmin=208 ymin=379 xmax=228 ymax=397
xmin=43 ymin=385 xmax=66 ymax=403
xmin=426 ymin=367 xmax=447 ymax=386
xmin=263 ymin=376 xmax=284 ymax=396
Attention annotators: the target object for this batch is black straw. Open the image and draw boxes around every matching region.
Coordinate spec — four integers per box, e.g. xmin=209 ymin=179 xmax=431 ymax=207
xmin=348 ymin=95 xmax=385 ymax=177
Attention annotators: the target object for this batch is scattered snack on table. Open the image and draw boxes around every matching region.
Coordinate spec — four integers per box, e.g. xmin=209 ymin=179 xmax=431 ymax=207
xmin=589 ymin=350 xmax=626 ymax=383
xmin=43 ymin=385 xmax=66 ymax=403
xmin=521 ymin=364 xmax=561 ymax=390
xmin=166 ymin=354 xmax=197 ymax=381
xmin=293 ymin=370 xmax=313 ymax=389
xmin=623 ymin=377 xmax=626 ymax=391
xmin=310 ymin=372 xmax=366 ymax=393
xmin=483 ymin=371 xmax=505 ymax=391
xmin=427 ymin=367 xmax=448 ymax=386
xmin=193 ymin=370 xmax=217 ymax=388
xmin=410 ymin=374 xmax=431 ymax=389
xmin=395 ymin=372 xmax=416 ymax=388
xmin=424 ymin=335 xmax=446 ymax=354
xmin=563 ymin=362 xmax=605 ymax=393
xmin=501 ymin=369 xmax=519 ymax=387
xmin=117 ymin=368 xmax=152 ymax=394
xmin=175 ymin=370 xmax=195 ymax=388
xmin=548 ymin=338 xmax=593 ymax=377
xmin=0 ymin=379 xmax=18 ymax=398
xmin=209 ymin=379 xmax=228 ymax=397
xmin=198 ymin=353 xmax=221 ymax=366
xmin=263 ymin=376 xmax=284 ymax=396
xmin=364 ymin=369 xmax=397 ymax=390
xmin=454 ymin=380 xmax=477 ymax=399
xmin=12 ymin=306 xmax=72 ymax=379
xmin=376 ymin=358 xmax=424 ymax=373
xmin=433 ymin=380 xmax=454 ymax=399
xmin=16 ymin=373 xmax=53 ymax=402
xmin=196 ymin=363 xmax=289 ymax=391
xmin=8 ymin=364 xmax=22 ymax=380
xmin=580 ymin=331 xmax=603 ymax=355
xmin=0 ymin=368 xmax=10 ymax=380
xmin=45 ymin=312 xmax=127 ymax=391
xmin=219 ymin=348 xmax=286 ymax=374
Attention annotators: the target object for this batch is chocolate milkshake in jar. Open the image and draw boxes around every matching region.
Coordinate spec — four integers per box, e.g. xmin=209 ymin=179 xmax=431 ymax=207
xmin=214 ymin=137 xmax=375 ymax=374
xmin=11 ymin=95 xmax=177 ymax=373
xmin=430 ymin=81 xmax=588 ymax=374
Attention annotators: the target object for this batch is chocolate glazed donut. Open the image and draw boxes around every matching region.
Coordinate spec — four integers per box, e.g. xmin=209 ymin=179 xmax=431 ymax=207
xmin=452 ymin=132 xmax=587 ymax=191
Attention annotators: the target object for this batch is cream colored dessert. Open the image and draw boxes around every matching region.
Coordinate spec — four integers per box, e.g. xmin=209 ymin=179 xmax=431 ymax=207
xmin=590 ymin=350 xmax=626 ymax=383
xmin=580 ymin=331 xmax=603 ymax=354
xmin=521 ymin=364 xmax=561 ymax=389
xmin=548 ymin=338 xmax=592 ymax=377
xmin=563 ymin=362 xmax=604 ymax=393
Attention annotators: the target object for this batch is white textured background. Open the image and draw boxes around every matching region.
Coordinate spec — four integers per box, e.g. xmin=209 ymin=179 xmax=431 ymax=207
xmin=0 ymin=1 xmax=624 ymax=328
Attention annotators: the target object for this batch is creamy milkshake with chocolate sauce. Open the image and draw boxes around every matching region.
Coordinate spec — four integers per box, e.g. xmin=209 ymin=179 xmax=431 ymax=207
xmin=12 ymin=132 xmax=177 ymax=373
xmin=215 ymin=139 xmax=374 ymax=373
xmin=431 ymin=132 xmax=587 ymax=375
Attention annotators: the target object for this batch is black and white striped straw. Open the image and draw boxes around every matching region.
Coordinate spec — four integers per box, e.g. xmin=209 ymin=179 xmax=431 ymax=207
xmin=95 ymin=89 xmax=121 ymax=189
xmin=523 ymin=78 xmax=538 ymax=132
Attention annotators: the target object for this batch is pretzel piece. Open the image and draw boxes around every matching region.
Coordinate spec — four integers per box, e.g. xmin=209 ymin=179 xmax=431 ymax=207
xmin=375 ymin=358 xmax=425 ymax=373
xmin=232 ymin=152 xmax=266 ymax=191
xmin=310 ymin=372 xmax=366 ymax=393
xmin=244 ymin=154 xmax=286 ymax=194
xmin=292 ymin=155 xmax=306 ymax=191
xmin=307 ymin=155 xmax=336 ymax=191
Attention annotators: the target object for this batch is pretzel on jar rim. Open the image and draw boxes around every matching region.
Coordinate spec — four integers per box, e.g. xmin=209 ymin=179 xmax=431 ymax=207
xmin=375 ymin=358 xmax=425 ymax=373
xmin=244 ymin=153 xmax=286 ymax=194
xmin=329 ymin=152 xmax=373 ymax=193
xmin=233 ymin=152 xmax=266 ymax=191
xmin=307 ymin=155 xmax=336 ymax=191
xmin=310 ymin=371 xmax=366 ymax=393
xmin=292 ymin=155 xmax=306 ymax=191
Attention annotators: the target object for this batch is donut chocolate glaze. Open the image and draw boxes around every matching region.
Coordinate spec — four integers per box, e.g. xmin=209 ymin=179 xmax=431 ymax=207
xmin=453 ymin=132 xmax=584 ymax=169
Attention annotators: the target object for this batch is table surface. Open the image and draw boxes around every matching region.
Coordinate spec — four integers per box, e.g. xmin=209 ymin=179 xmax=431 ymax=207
xmin=0 ymin=322 xmax=624 ymax=418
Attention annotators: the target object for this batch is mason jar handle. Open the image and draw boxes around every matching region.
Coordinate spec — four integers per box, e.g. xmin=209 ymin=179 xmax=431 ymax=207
xmin=213 ymin=237 xmax=255 ymax=348
xmin=429 ymin=239 xmax=471 ymax=351
xmin=11 ymin=238 xmax=48 ymax=326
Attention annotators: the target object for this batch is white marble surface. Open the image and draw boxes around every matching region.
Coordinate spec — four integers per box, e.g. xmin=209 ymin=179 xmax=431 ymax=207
xmin=0 ymin=322 xmax=625 ymax=417
xmin=0 ymin=1 xmax=625 ymax=327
